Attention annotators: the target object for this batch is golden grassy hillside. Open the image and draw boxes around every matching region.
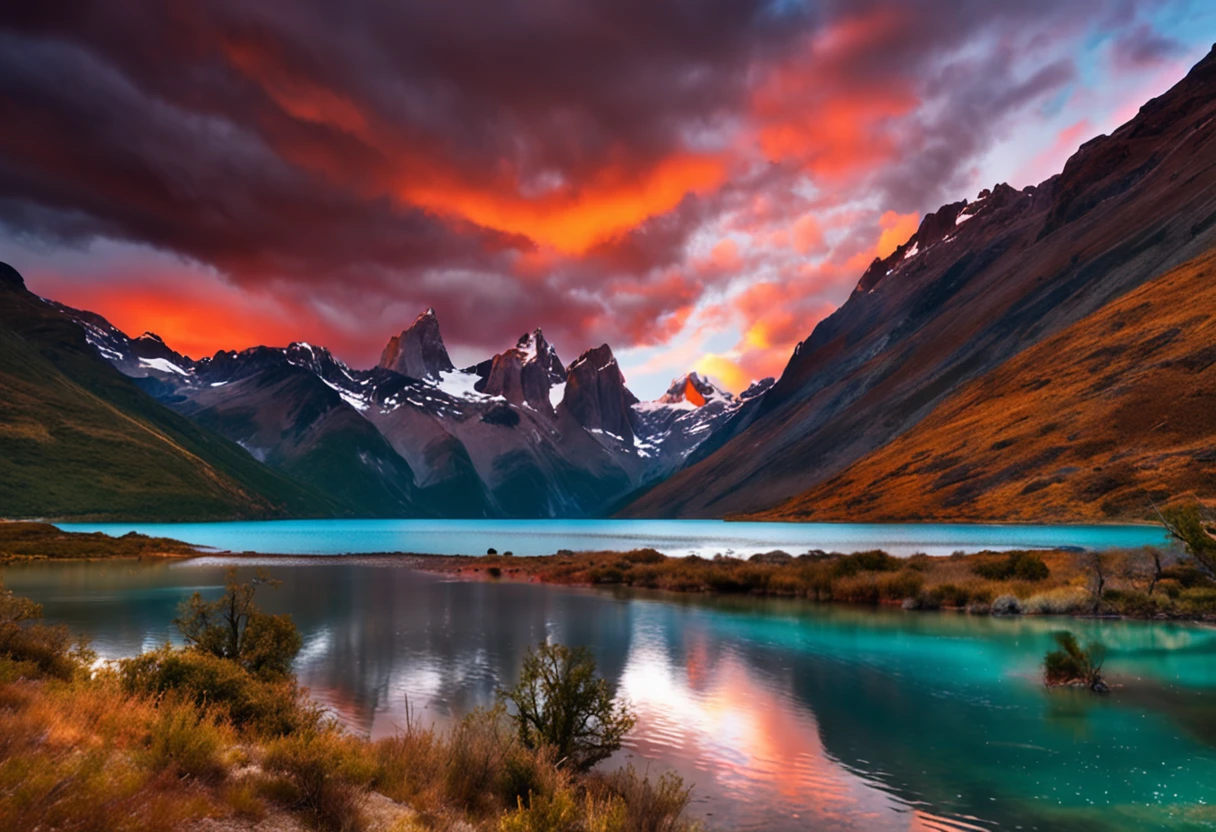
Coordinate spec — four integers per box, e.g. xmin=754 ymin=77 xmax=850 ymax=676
xmin=750 ymin=248 xmax=1216 ymax=523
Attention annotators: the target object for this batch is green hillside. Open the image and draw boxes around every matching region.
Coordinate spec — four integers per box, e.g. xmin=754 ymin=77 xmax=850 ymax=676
xmin=0 ymin=263 xmax=335 ymax=521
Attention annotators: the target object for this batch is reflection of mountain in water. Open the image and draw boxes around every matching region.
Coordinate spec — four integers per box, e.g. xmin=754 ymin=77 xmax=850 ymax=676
xmin=271 ymin=566 xmax=636 ymax=736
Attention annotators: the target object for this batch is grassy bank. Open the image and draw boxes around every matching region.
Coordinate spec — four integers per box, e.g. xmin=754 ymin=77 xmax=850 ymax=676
xmin=415 ymin=546 xmax=1216 ymax=619
xmin=0 ymin=521 xmax=198 ymax=564
xmin=0 ymin=577 xmax=699 ymax=832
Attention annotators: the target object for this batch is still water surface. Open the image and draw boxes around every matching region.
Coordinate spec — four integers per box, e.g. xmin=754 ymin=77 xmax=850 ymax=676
xmin=5 ymin=559 xmax=1215 ymax=831
xmin=54 ymin=518 xmax=1170 ymax=558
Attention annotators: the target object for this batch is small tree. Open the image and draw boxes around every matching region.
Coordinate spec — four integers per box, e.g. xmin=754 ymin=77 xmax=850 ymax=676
xmin=1118 ymin=547 xmax=1169 ymax=595
xmin=174 ymin=568 xmax=301 ymax=678
xmin=1157 ymin=501 xmax=1216 ymax=575
xmin=0 ymin=580 xmax=91 ymax=679
xmin=1044 ymin=631 xmax=1108 ymax=692
xmin=1084 ymin=551 xmax=1108 ymax=614
xmin=499 ymin=642 xmax=635 ymax=772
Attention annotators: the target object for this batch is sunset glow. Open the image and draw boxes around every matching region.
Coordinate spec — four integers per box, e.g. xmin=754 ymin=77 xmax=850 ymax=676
xmin=1 ymin=2 xmax=1210 ymax=396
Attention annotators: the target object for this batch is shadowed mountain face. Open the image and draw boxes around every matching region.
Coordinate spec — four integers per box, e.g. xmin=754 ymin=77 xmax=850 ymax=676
xmin=0 ymin=267 xmax=334 ymax=521
xmin=753 ymin=248 xmax=1216 ymax=522
xmin=621 ymin=45 xmax=1216 ymax=521
xmin=378 ymin=309 xmax=455 ymax=380
xmin=57 ymin=299 xmax=757 ymax=518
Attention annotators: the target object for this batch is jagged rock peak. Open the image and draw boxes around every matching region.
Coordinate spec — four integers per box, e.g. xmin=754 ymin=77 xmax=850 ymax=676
xmin=561 ymin=344 xmax=638 ymax=440
xmin=515 ymin=328 xmax=565 ymax=383
xmin=659 ymin=372 xmax=727 ymax=407
xmin=567 ymin=344 xmax=621 ymax=376
xmin=137 ymin=331 xmax=165 ymax=343
xmin=379 ymin=308 xmax=455 ymax=380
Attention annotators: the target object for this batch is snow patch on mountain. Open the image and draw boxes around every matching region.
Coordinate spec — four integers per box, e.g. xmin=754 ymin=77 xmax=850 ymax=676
xmin=138 ymin=357 xmax=189 ymax=375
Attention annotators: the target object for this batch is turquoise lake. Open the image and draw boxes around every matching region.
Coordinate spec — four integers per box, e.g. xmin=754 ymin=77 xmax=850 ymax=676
xmin=53 ymin=518 xmax=1171 ymax=558
xmin=4 ymin=557 xmax=1215 ymax=831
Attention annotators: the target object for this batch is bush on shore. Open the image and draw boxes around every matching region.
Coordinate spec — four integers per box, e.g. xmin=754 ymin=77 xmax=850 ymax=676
xmin=0 ymin=575 xmax=700 ymax=832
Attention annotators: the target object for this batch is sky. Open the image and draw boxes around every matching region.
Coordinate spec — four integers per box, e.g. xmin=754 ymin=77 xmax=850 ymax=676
xmin=1 ymin=1 xmax=1213 ymax=399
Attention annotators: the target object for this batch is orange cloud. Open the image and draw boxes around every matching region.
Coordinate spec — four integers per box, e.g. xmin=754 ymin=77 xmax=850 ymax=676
xmin=708 ymin=238 xmax=743 ymax=272
xmin=30 ymin=269 xmax=350 ymax=361
xmin=751 ymin=10 xmax=919 ymax=180
xmin=399 ymin=152 xmax=728 ymax=254
xmin=792 ymin=214 xmax=826 ymax=255
xmin=694 ymin=354 xmax=750 ymax=392
xmin=874 ymin=210 xmax=920 ymax=258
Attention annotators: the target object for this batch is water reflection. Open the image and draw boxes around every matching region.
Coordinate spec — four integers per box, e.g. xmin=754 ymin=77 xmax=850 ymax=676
xmin=5 ymin=560 xmax=1216 ymax=831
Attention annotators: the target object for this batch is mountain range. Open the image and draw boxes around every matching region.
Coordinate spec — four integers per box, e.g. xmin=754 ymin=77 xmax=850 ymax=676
xmin=4 ymin=45 xmax=1216 ymax=523
xmin=46 ymin=292 xmax=765 ymax=519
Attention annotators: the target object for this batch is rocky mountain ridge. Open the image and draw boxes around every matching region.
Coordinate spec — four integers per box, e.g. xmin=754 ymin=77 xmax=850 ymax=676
xmin=63 ymin=300 xmax=768 ymax=517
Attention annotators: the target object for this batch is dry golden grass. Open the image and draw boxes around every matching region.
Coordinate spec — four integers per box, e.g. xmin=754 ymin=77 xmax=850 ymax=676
xmin=0 ymin=574 xmax=702 ymax=832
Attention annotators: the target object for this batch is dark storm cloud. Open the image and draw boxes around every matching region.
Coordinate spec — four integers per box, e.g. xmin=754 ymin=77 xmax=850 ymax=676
xmin=0 ymin=0 xmax=1188 ymax=365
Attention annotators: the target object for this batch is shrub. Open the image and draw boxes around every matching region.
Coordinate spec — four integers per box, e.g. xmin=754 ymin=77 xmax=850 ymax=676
xmin=120 ymin=647 xmax=319 ymax=736
xmin=263 ymin=726 xmax=377 ymax=832
xmin=443 ymin=707 xmax=520 ymax=812
xmin=1178 ymin=587 xmax=1216 ymax=614
xmin=174 ymin=568 xmax=301 ymax=679
xmin=1161 ymin=564 xmax=1210 ymax=588
xmin=1101 ymin=589 xmax=1169 ymax=617
xmin=991 ymin=595 xmax=1023 ymax=616
xmin=935 ymin=583 xmax=972 ymax=608
xmin=589 ymin=566 xmax=626 ymax=585
xmin=223 ymin=781 xmax=267 ymax=821
xmin=833 ymin=550 xmax=900 ymax=577
xmin=622 ymin=549 xmax=666 ymax=565
xmin=831 ymin=574 xmax=879 ymax=604
xmin=141 ymin=695 xmax=231 ymax=782
xmin=1024 ymin=587 xmax=1090 ymax=615
xmin=499 ymin=786 xmax=579 ymax=832
xmin=876 ymin=570 xmax=923 ymax=601
xmin=500 ymin=642 xmax=635 ymax=772
xmin=1156 ymin=578 xmax=1184 ymax=599
xmin=1043 ymin=631 xmax=1107 ymax=692
xmin=0 ymin=580 xmax=90 ymax=680
xmin=972 ymin=552 xmax=1050 ymax=582
xmin=588 ymin=766 xmax=698 ymax=832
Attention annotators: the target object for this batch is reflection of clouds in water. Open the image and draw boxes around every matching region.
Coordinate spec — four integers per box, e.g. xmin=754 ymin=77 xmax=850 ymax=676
xmin=616 ymin=612 xmax=978 ymax=831
xmin=295 ymin=627 xmax=333 ymax=666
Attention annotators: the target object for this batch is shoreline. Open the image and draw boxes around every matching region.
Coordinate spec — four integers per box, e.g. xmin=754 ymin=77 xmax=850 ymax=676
xmin=4 ymin=521 xmax=1206 ymax=622
xmin=172 ymin=547 xmax=1216 ymax=623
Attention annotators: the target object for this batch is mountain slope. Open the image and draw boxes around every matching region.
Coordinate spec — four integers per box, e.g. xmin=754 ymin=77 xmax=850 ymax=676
xmin=751 ymin=248 xmax=1216 ymax=522
xmin=622 ymin=44 xmax=1216 ymax=520
xmin=0 ymin=264 xmax=334 ymax=520
xmin=180 ymin=348 xmax=430 ymax=517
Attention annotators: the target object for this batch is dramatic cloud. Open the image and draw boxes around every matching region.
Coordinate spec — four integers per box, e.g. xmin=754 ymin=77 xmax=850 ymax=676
xmin=0 ymin=0 xmax=1209 ymax=395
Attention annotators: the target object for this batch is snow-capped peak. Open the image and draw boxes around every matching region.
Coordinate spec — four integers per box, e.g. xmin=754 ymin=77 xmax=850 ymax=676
xmin=659 ymin=372 xmax=729 ymax=407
